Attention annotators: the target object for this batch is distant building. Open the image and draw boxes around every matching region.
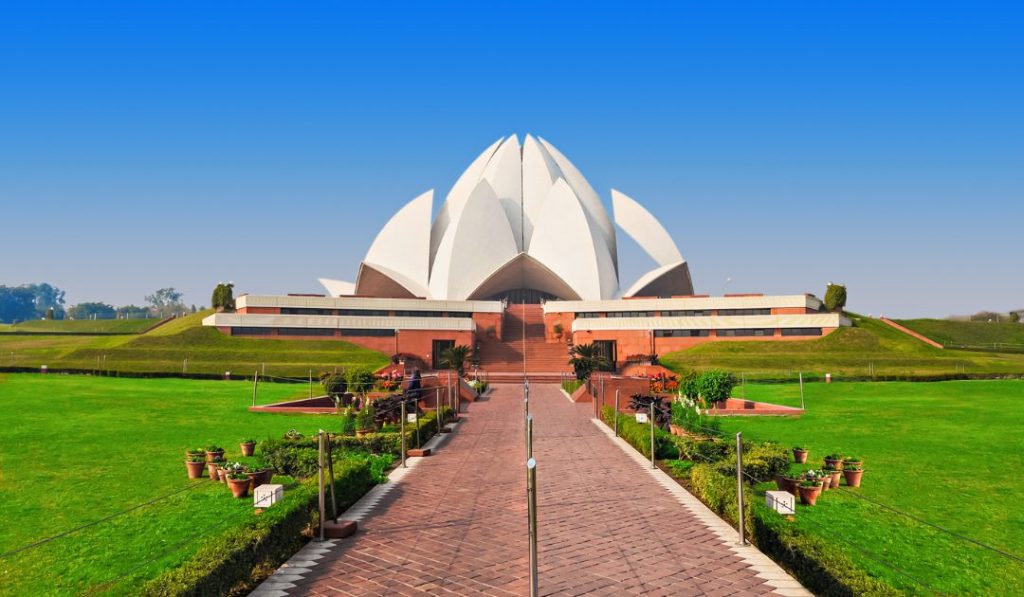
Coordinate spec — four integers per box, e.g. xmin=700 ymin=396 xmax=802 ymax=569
xmin=204 ymin=135 xmax=849 ymax=372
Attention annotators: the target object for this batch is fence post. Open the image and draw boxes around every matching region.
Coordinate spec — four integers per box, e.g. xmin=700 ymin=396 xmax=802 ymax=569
xmin=252 ymin=370 xmax=259 ymax=407
xmin=735 ymin=432 xmax=746 ymax=545
xmin=326 ymin=433 xmax=337 ymax=522
xmin=649 ymin=402 xmax=656 ymax=469
xmin=527 ymin=457 xmax=539 ymax=597
xmin=400 ymin=399 xmax=407 ymax=468
xmin=435 ymin=386 xmax=442 ymax=427
xmin=799 ymin=373 xmax=805 ymax=410
xmin=614 ymin=389 xmax=620 ymax=437
xmin=309 ymin=369 xmax=313 ymax=399
xmin=318 ymin=431 xmax=326 ymax=541
xmin=526 ymin=414 xmax=533 ymax=460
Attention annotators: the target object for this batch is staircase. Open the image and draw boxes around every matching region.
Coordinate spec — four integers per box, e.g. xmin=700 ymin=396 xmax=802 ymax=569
xmin=476 ymin=304 xmax=572 ymax=382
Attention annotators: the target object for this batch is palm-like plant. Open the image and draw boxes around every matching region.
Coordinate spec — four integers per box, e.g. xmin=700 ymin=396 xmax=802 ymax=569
xmin=568 ymin=343 xmax=610 ymax=381
xmin=440 ymin=345 xmax=472 ymax=377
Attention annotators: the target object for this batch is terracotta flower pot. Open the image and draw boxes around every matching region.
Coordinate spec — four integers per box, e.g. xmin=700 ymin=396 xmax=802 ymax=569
xmin=261 ymin=469 xmax=275 ymax=485
xmin=828 ymin=470 xmax=842 ymax=488
xmin=797 ymin=484 xmax=822 ymax=506
xmin=185 ymin=460 xmax=206 ymax=479
xmin=669 ymin=424 xmax=684 ymax=437
xmin=793 ymin=449 xmax=808 ymax=464
xmin=218 ymin=468 xmax=228 ymax=483
xmin=782 ymin=477 xmax=799 ymax=495
xmin=824 ymin=458 xmax=842 ymax=470
xmin=843 ymin=469 xmax=863 ymax=487
xmin=205 ymin=450 xmax=224 ymax=463
xmin=246 ymin=471 xmax=265 ymax=490
xmin=240 ymin=442 xmax=256 ymax=457
xmin=774 ymin=475 xmax=788 ymax=491
xmin=228 ymin=477 xmax=250 ymax=498
xmin=206 ymin=462 xmax=221 ymax=481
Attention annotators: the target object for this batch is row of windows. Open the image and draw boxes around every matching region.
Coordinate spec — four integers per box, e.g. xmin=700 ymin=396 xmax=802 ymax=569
xmin=279 ymin=307 xmax=472 ymax=318
xmin=654 ymin=329 xmax=710 ymax=337
xmin=577 ymin=308 xmax=775 ymax=318
xmin=782 ymin=327 xmax=823 ymax=336
xmin=717 ymin=328 xmax=776 ymax=337
xmin=654 ymin=328 xmax=823 ymax=338
xmin=232 ymin=327 xmax=395 ymax=337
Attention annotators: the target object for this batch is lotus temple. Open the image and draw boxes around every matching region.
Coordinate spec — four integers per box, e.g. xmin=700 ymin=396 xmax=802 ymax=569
xmin=204 ymin=135 xmax=849 ymax=374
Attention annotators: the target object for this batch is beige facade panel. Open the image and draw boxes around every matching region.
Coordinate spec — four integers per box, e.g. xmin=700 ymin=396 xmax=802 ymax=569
xmin=545 ymin=294 xmax=823 ymax=314
xmin=236 ymin=294 xmax=504 ymax=313
xmin=204 ymin=312 xmax=476 ymax=331
xmin=571 ymin=313 xmax=847 ymax=332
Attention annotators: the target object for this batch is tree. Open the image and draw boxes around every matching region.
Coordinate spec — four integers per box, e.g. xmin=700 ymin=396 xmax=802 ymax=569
xmin=320 ymin=372 xmax=347 ymax=400
xmin=824 ymin=283 xmax=847 ymax=312
xmin=211 ymin=283 xmax=235 ymax=312
xmin=68 ymin=302 xmax=116 ymax=320
xmin=439 ymin=344 xmax=472 ymax=377
xmin=27 ymin=283 xmax=66 ymax=319
xmin=0 ymin=284 xmax=66 ymax=322
xmin=1011 ymin=311 xmax=1022 ymax=324
xmin=117 ymin=305 xmax=150 ymax=319
xmin=696 ymin=370 xmax=736 ymax=407
xmin=345 ymin=367 xmax=376 ymax=396
xmin=45 ymin=307 xmax=55 ymax=320
xmin=145 ymin=288 xmax=185 ymax=318
xmin=568 ymin=343 xmax=610 ymax=381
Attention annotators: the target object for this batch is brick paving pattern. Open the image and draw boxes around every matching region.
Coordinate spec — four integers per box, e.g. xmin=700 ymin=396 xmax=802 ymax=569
xmin=291 ymin=384 xmax=791 ymax=596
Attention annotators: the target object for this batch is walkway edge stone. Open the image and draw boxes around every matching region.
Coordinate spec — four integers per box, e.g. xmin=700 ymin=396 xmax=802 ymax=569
xmin=589 ymin=417 xmax=813 ymax=597
xmin=251 ymin=420 xmax=463 ymax=595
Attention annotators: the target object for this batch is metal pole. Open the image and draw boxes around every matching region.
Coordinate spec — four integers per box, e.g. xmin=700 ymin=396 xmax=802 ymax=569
xmin=735 ymin=432 xmax=746 ymax=545
xmin=446 ymin=371 xmax=451 ymax=423
xmin=318 ymin=431 xmax=326 ymax=541
xmin=400 ymin=400 xmax=407 ymax=468
xmin=526 ymin=414 xmax=533 ymax=460
xmin=326 ymin=433 xmax=337 ymax=522
xmin=799 ymin=373 xmax=805 ymax=410
xmin=309 ymin=369 xmax=313 ymax=399
xmin=527 ymin=457 xmax=539 ymax=597
xmin=252 ymin=370 xmax=258 ymax=407
xmin=415 ymin=400 xmax=421 ymax=448
xmin=436 ymin=386 xmax=442 ymax=428
xmin=649 ymin=402 xmax=656 ymax=469
xmin=524 ymin=379 xmax=530 ymax=417
xmin=614 ymin=389 xmax=620 ymax=437
xmin=741 ymin=372 xmax=745 ymax=399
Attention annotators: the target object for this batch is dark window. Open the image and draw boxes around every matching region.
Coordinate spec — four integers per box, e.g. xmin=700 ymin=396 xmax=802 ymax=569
xmin=654 ymin=329 xmax=710 ymax=337
xmin=278 ymin=327 xmax=335 ymax=336
xmin=717 ymin=308 xmax=772 ymax=316
xmin=233 ymin=327 xmax=272 ymax=336
xmin=606 ymin=311 xmax=651 ymax=318
xmin=717 ymin=328 xmax=776 ymax=337
xmin=781 ymin=328 xmax=823 ymax=337
xmin=338 ymin=309 xmax=389 ymax=317
xmin=340 ymin=328 xmax=395 ymax=337
xmin=662 ymin=310 xmax=710 ymax=317
xmin=446 ymin=311 xmax=474 ymax=318
xmin=576 ymin=312 xmax=603 ymax=319
xmin=393 ymin=310 xmax=444 ymax=318
xmin=281 ymin=307 xmax=335 ymax=315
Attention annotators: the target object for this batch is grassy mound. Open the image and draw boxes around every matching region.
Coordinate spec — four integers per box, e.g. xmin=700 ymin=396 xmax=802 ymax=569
xmin=6 ymin=318 xmax=162 ymax=334
xmin=896 ymin=318 xmax=1024 ymax=351
xmin=0 ymin=309 xmax=389 ymax=376
xmin=661 ymin=314 xmax=1024 ymax=378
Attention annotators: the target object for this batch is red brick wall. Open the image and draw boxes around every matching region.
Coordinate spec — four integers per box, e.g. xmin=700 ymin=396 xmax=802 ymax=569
xmin=543 ymin=312 xmax=574 ymax=343
xmin=237 ymin=307 xmax=280 ymax=314
xmin=472 ymin=313 xmax=503 ymax=342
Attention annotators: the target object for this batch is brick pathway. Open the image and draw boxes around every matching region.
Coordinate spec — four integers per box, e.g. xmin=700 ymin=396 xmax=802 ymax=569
xmin=281 ymin=384 xmax=803 ymax=596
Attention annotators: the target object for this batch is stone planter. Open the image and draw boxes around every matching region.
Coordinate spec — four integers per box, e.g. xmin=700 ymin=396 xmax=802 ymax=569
xmin=843 ymin=469 xmax=864 ymax=487
xmin=185 ymin=460 xmax=206 ymax=479
xmin=792 ymin=449 xmax=808 ymax=464
xmin=240 ymin=441 xmax=256 ymax=457
xmin=797 ymin=484 xmax=822 ymax=506
xmin=228 ymin=477 xmax=250 ymax=498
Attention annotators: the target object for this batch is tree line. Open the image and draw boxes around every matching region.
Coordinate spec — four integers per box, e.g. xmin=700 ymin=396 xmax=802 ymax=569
xmin=0 ymin=284 xmax=199 ymax=323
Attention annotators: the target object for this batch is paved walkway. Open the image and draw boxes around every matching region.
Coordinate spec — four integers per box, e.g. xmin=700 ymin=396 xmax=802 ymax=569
xmin=266 ymin=384 xmax=806 ymax=596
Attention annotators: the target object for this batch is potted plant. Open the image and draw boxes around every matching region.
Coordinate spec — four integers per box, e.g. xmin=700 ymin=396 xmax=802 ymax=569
xmin=797 ymin=479 xmax=823 ymax=505
xmin=843 ymin=463 xmax=864 ymax=487
xmin=824 ymin=453 xmax=843 ymax=470
xmin=245 ymin=457 xmax=271 ymax=490
xmin=185 ymin=454 xmax=207 ymax=479
xmin=207 ymin=457 xmax=226 ymax=481
xmin=792 ymin=446 xmax=808 ymax=463
xmin=226 ymin=468 xmax=251 ymax=498
xmin=823 ymin=464 xmax=842 ymax=489
xmin=844 ymin=455 xmax=863 ymax=468
xmin=205 ymin=445 xmax=225 ymax=463
xmin=240 ymin=439 xmax=256 ymax=457
xmin=186 ymin=447 xmax=205 ymax=459
xmin=356 ymin=401 xmax=377 ymax=436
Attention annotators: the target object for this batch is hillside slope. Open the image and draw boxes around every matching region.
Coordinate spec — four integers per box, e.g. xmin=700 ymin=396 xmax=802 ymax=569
xmin=896 ymin=318 xmax=1024 ymax=351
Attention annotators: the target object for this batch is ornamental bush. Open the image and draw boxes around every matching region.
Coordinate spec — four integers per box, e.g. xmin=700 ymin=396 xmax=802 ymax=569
xmin=696 ymin=370 xmax=736 ymax=405
xmin=824 ymin=283 xmax=847 ymax=312
xmin=345 ymin=367 xmax=376 ymax=395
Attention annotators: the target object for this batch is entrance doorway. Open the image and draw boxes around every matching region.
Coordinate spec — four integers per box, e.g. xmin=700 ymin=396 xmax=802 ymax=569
xmin=432 ymin=339 xmax=455 ymax=370
xmin=593 ymin=340 xmax=617 ymax=371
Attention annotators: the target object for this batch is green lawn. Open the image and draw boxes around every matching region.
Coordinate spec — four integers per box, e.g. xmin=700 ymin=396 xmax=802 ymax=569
xmin=7 ymin=318 xmax=161 ymax=334
xmin=716 ymin=380 xmax=1024 ymax=595
xmin=897 ymin=318 xmax=1024 ymax=351
xmin=0 ymin=374 xmax=341 ymax=596
xmin=0 ymin=310 xmax=390 ymax=377
xmin=661 ymin=314 xmax=1024 ymax=379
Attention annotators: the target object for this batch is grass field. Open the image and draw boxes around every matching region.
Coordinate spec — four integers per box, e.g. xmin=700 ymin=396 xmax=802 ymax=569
xmin=0 ymin=374 xmax=339 ymax=596
xmin=661 ymin=314 xmax=1024 ymax=378
xmin=716 ymin=380 xmax=1024 ymax=595
xmin=0 ymin=311 xmax=390 ymax=376
xmin=5 ymin=318 xmax=161 ymax=334
xmin=897 ymin=318 xmax=1024 ymax=351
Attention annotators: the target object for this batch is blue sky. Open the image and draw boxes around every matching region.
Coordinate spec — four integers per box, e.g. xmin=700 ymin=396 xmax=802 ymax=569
xmin=1 ymin=2 xmax=1021 ymax=318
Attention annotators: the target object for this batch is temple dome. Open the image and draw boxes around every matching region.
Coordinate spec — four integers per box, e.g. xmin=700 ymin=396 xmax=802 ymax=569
xmin=321 ymin=135 xmax=694 ymax=301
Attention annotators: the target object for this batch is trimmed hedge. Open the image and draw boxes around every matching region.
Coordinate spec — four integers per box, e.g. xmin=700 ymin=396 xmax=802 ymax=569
xmin=139 ymin=459 xmax=375 ymax=596
xmin=600 ymin=406 xmax=679 ymax=459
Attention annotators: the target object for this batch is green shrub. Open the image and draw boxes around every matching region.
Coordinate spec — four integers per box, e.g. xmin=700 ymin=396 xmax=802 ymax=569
xmin=345 ymin=367 xmax=376 ymax=395
xmin=670 ymin=399 xmax=721 ymax=436
xmin=824 ymin=283 xmax=848 ymax=312
xmin=356 ymin=402 xmax=377 ymax=432
xmin=672 ymin=434 xmax=729 ymax=463
xmin=139 ymin=459 xmax=375 ymax=596
xmin=679 ymin=370 xmax=699 ymax=399
xmin=697 ymin=370 xmax=736 ymax=405
xmin=320 ymin=372 xmax=346 ymax=398
xmin=561 ymin=379 xmax=583 ymax=394
xmin=600 ymin=406 xmax=678 ymax=459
